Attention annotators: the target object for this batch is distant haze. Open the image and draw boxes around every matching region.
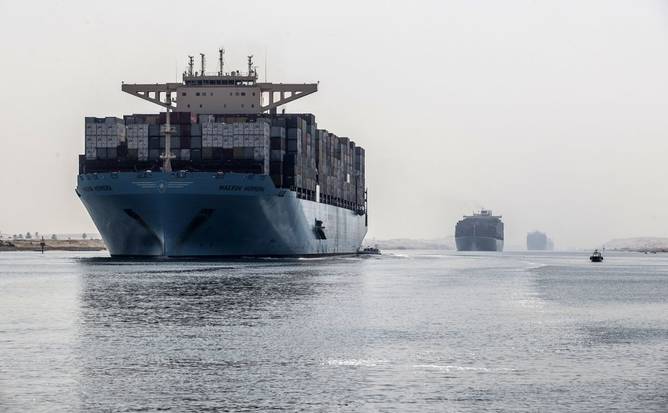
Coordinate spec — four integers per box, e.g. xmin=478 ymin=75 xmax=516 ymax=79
xmin=1 ymin=0 xmax=667 ymax=249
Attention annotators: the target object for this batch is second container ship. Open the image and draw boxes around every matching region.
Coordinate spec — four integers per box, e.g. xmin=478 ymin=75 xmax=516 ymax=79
xmin=527 ymin=231 xmax=554 ymax=250
xmin=455 ymin=209 xmax=504 ymax=252
xmin=76 ymin=51 xmax=368 ymax=257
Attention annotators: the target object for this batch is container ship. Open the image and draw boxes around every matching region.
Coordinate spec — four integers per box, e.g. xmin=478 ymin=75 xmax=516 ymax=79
xmin=76 ymin=52 xmax=368 ymax=257
xmin=526 ymin=231 xmax=554 ymax=250
xmin=455 ymin=209 xmax=504 ymax=252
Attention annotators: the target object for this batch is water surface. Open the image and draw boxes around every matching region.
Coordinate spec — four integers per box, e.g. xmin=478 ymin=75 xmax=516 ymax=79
xmin=0 ymin=250 xmax=666 ymax=411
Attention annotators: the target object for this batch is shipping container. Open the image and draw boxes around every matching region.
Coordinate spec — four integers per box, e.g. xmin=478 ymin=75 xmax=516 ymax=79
xmin=82 ymin=112 xmax=365 ymax=211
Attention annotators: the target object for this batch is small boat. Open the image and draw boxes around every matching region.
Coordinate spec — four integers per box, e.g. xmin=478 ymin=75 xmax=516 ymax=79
xmin=358 ymin=246 xmax=381 ymax=255
xmin=590 ymin=249 xmax=604 ymax=262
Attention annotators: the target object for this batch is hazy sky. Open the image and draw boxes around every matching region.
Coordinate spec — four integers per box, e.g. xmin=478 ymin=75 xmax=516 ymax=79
xmin=1 ymin=0 xmax=668 ymax=249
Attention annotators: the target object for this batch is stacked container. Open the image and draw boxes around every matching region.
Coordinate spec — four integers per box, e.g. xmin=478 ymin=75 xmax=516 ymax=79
xmin=284 ymin=116 xmax=304 ymax=189
xmin=85 ymin=117 xmax=126 ymax=160
xmin=200 ymin=117 xmax=270 ymax=173
xmin=269 ymin=119 xmax=287 ymax=188
xmin=124 ymin=114 xmax=159 ymax=161
xmin=82 ymin=112 xmax=365 ymax=212
xmin=301 ymin=115 xmax=317 ymax=193
xmin=145 ymin=112 xmax=201 ymax=162
xmin=354 ymin=146 xmax=366 ymax=207
xmin=84 ymin=118 xmax=99 ymax=160
xmin=126 ymin=124 xmax=149 ymax=160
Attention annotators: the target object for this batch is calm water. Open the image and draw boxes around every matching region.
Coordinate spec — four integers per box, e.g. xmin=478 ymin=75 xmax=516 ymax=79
xmin=0 ymin=250 xmax=666 ymax=412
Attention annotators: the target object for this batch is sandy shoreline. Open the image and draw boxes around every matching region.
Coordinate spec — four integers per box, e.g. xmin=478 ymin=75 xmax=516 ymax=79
xmin=0 ymin=239 xmax=106 ymax=252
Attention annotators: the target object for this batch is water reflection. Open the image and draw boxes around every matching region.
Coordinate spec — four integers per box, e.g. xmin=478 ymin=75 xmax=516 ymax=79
xmin=76 ymin=258 xmax=342 ymax=327
xmin=73 ymin=257 xmax=365 ymax=410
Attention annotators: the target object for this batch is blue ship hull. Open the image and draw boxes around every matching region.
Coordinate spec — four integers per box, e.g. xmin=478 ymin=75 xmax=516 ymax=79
xmin=455 ymin=236 xmax=504 ymax=252
xmin=76 ymin=172 xmax=367 ymax=257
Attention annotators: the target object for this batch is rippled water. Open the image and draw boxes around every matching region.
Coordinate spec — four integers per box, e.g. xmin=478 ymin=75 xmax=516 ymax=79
xmin=0 ymin=250 xmax=666 ymax=411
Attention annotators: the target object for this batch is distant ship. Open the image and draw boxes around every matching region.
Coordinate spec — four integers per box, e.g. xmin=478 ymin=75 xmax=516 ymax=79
xmin=455 ymin=209 xmax=504 ymax=252
xmin=527 ymin=231 xmax=554 ymax=250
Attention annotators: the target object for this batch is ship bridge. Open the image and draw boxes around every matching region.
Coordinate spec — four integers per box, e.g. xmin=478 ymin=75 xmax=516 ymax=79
xmin=464 ymin=209 xmax=502 ymax=219
xmin=121 ymin=51 xmax=317 ymax=115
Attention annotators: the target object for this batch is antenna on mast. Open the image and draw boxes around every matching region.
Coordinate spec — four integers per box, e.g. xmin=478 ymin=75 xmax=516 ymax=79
xmin=187 ymin=56 xmax=194 ymax=76
xmin=247 ymin=55 xmax=254 ymax=76
xmin=200 ymin=53 xmax=206 ymax=77
xmin=218 ymin=48 xmax=225 ymax=75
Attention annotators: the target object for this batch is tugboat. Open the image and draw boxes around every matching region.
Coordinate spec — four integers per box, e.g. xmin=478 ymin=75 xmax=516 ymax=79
xmin=590 ymin=249 xmax=604 ymax=262
xmin=358 ymin=246 xmax=381 ymax=255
